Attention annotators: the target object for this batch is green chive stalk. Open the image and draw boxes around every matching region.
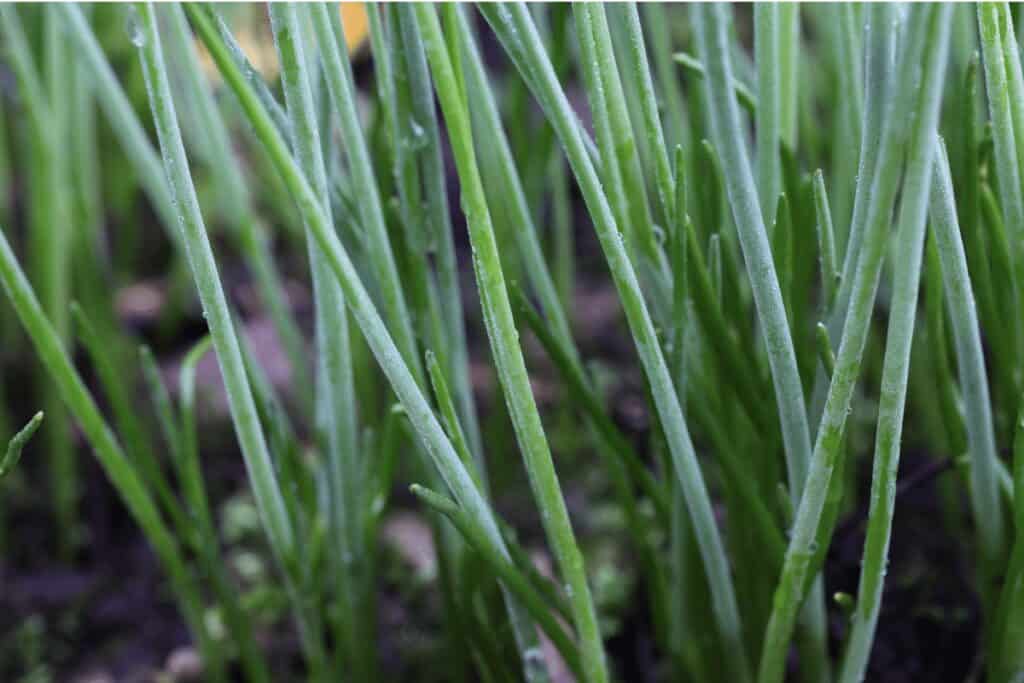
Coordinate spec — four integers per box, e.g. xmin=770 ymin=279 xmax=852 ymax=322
xmin=307 ymin=3 xmax=420 ymax=385
xmin=758 ymin=8 xmax=953 ymax=682
xmin=836 ymin=129 xmax=954 ymax=683
xmin=574 ymin=4 xmax=670 ymax=319
xmin=0 ymin=223 xmax=215 ymax=674
xmin=0 ymin=412 xmax=43 ymax=480
xmin=371 ymin=3 xmax=483 ymax=474
xmin=755 ymin=4 xmax=782 ymax=223
xmin=0 ymin=5 xmax=77 ymax=556
xmin=132 ymin=5 xmax=333 ymax=673
xmin=976 ymin=2 xmax=1017 ymax=563
xmin=416 ymin=7 xmax=608 ymax=681
xmin=270 ymin=5 xmax=368 ymax=678
xmin=185 ymin=6 xmax=548 ymax=678
xmin=481 ymin=5 xmax=750 ymax=680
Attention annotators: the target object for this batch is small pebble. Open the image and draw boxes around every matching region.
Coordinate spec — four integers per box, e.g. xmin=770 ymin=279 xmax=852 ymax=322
xmin=166 ymin=647 xmax=203 ymax=681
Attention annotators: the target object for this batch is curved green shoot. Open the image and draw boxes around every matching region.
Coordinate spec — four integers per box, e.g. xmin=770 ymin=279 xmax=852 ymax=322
xmin=0 ymin=412 xmax=43 ymax=479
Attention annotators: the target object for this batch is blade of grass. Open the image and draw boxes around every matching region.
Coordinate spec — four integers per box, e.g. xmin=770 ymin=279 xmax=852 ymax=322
xmin=171 ymin=336 xmax=271 ymax=683
xmin=755 ymin=4 xmax=781 ymax=223
xmin=695 ymin=1 xmax=812 ymax=506
xmin=932 ymin=143 xmax=1006 ymax=572
xmin=691 ymin=26 xmax=832 ymax=668
xmin=416 ymin=7 xmax=607 ymax=681
xmin=835 ymin=131 xmax=952 ymax=683
xmin=828 ymin=2 xmax=896 ymax=327
xmin=621 ymin=3 xmax=674 ymax=226
xmin=308 ymin=2 xmax=421 ymax=386
xmin=575 ymin=4 xmax=669 ymax=320
xmin=269 ymin=6 xmax=366 ymax=677
xmin=57 ymin=5 xmax=182 ymax=245
xmin=0 ymin=222 xmax=216 ymax=677
xmin=159 ymin=5 xmax=311 ymax=413
xmin=778 ymin=4 xmax=800 ymax=148
xmin=481 ymin=5 xmax=750 ymax=679
xmin=185 ymin=5 xmax=547 ymax=676
xmin=813 ymin=170 xmax=840 ymax=308
xmin=758 ymin=8 xmax=953 ymax=682
xmin=1 ymin=5 xmax=77 ymax=557
xmin=133 ymin=5 xmax=329 ymax=673
xmin=376 ymin=3 xmax=484 ymax=475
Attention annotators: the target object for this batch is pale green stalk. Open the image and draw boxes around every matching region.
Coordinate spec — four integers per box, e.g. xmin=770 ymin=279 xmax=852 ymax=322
xmin=454 ymin=8 xmax=572 ymax=353
xmin=270 ymin=5 xmax=366 ymax=678
xmin=57 ymin=5 xmax=181 ymax=243
xmin=932 ymin=139 xmax=1006 ymax=576
xmin=977 ymin=3 xmax=1018 ymax=561
xmin=1 ymin=5 xmax=76 ymax=555
xmin=755 ymin=3 xmax=781 ymax=222
xmin=455 ymin=16 xmax=669 ymax=638
xmin=813 ymin=170 xmax=840 ymax=308
xmin=575 ymin=4 xmax=669 ymax=319
xmin=416 ymin=7 xmax=607 ymax=681
xmin=173 ymin=337 xmax=270 ymax=683
xmin=308 ymin=3 xmax=421 ymax=385
xmin=185 ymin=6 xmax=547 ymax=677
xmin=830 ymin=3 xmax=895 ymax=319
xmin=928 ymin=141 xmax=1010 ymax=683
xmin=158 ymin=5 xmax=313 ymax=410
xmin=758 ymin=8 xmax=952 ymax=682
xmin=836 ymin=126 xmax=951 ymax=683
xmin=397 ymin=4 xmax=483 ymax=467
xmin=133 ymin=5 xmax=331 ymax=672
xmin=694 ymin=1 xmax=813 ymax=506
xmin=778 ymin=4 xmax=800 ymax=148
xmin=834 ymin=4 xmax=863 ymax=151
xmin=137 ymin=0 xmax=294 ymax=574
xmin=481 ymin=5 xmax=750 ymax=680
xmin=980 ymin=3 xmax=1024 ymax=405
xmin=643 ymin=4 xmax=690 ymax=159
xmin=375 ymin=3 xmax=483 ymax=473
xmin=622 ymin=3 xmax=674 ymax=226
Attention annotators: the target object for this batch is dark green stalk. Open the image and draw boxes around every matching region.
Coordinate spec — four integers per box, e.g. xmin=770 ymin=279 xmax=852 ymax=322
xmin=1 ymin=5 xmax=77 ymax=556
xmin=0 ymin=223 xmax=212 ymax=676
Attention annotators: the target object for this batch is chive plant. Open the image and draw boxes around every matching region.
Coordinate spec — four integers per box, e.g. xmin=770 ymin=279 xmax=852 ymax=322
xmin=5 ymin=3 xmax=1024 ymax=682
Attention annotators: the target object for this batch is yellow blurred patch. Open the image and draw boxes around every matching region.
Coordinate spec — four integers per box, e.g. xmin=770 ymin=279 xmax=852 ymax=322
xmin=341 ymin=3 xmax=370 ymax=53
xmin=196 ymin=3 xmax=370 ymax=82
